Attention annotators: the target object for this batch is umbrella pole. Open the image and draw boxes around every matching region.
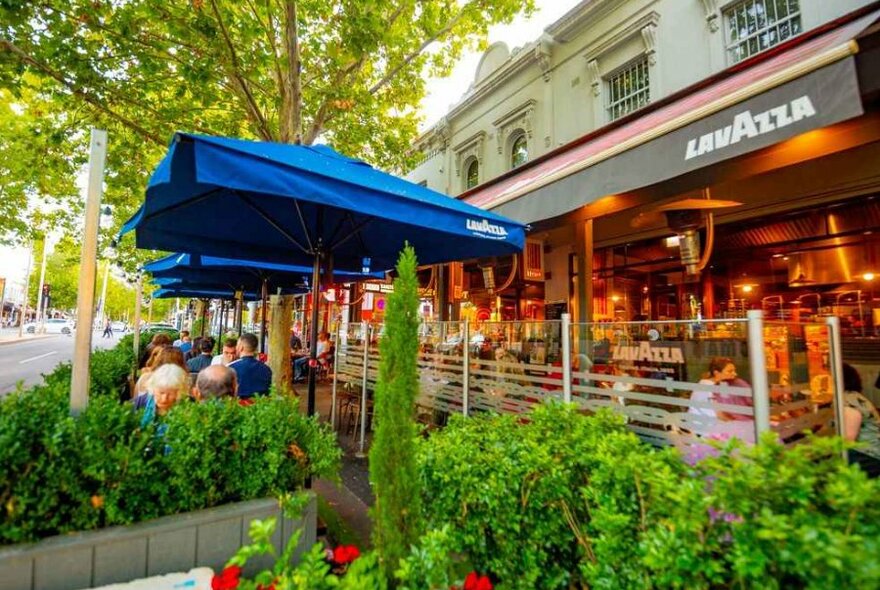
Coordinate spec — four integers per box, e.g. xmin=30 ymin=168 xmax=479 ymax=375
xmin=237 ymin=287 xmax=244 ymax=336
xmin=306 ymin=253 xmax=321 ymax=416
xmin=216 ymin=300 xmax=225 ymax=350
xmin=260 ymin=278 xmax=268 ymax=354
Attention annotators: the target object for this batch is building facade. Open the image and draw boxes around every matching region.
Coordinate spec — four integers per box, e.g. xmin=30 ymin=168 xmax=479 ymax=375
xmin=408 ymin=0 xmax=869 ymax=196
xmin=404 ymin=1 xmax=876 ymax=318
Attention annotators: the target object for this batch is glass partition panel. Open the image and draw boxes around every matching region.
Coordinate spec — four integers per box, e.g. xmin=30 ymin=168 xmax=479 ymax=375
xmin=764 ymin=321 xmax=841 ymax=445
xmin=416 ymin=321 xmax=466 ymax=423
xmin=569 ymin=319 xmax=754 ymax=447
xmin=467 ymin=320 xmax=564 ymax=415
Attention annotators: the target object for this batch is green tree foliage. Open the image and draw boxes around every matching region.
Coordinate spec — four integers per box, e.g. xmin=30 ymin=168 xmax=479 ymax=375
xmin=0 ymin=81 xmax=83 ymax=244
xmin=0 ymin=0 xmax=534 ymax=264
xmin=369 ymin=245 xmax=423 ymax=582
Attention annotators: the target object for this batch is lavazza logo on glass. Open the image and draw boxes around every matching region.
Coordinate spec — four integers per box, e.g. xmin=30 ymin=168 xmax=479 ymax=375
xmin=467 ymin=218 xmax=509 ymax=239
xmin=684 ymin=95 xmax=817 ymax=161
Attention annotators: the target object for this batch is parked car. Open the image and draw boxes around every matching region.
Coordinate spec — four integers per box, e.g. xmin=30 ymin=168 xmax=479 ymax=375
xmin=143 ymin=322 xmax=177 ymax=332
xmin=110 ymin=321 xmax=128 ymax=333
xmin=24 ymin=318 xmax=73 ymax=335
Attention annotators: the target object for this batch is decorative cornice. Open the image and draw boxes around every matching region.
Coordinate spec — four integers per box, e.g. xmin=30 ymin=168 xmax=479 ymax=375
xmin=586 ymin=59 xmax=601 ymax=96
xmin=492 ymin=100 xmax=537 ymax=154
xmin=699 ymin=0 xmax=720 ymax=33
xmin=546 ymin=0 xmax=627 ymax=43
xmin=582 ymin=11 xmax=661 ymax=63
xmin=534 ymin=33 xmax=555 ymax=82
xmin=641 ymin=23 xmax=658 ymax=65
xmin=452 ymin=131 xmax=486 ymax=177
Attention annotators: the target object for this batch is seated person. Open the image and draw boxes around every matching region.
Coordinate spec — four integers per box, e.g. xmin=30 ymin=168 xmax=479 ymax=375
xmin=212 ymin=338 xmax=238 ymax=366
xmin=290 ymin=330 xmax=303 ymax=354
xmin=228 ymin=333 xmax=272 ymax=399
xmin=139 ymin=364 xmax=190 ymax=427
xmin=690 ymin=357 xmax=737 ymax=418
xmin=842 ymin=364 xmax=880 ymax=472
xmin=193 ymin=365 xmax=238 ymax=401
xmin=177 ymin=331 xmax=193 ymax=355
xmin=184 ymin=336 xmax=201 ymax=361
xmin=294 ymin=331 xmax=331 ymax=381
xmin=186 ymin=338 xmax=215 ymax=373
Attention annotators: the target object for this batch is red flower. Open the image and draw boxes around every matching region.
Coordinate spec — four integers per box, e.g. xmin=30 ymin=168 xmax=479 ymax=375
xmin=463 ymin=571 xmax=493 ymax=590
xmin=332 ymin=544 xmax=361 ymax=564
xmin=211 ymin=565 xmax=242 ymax=590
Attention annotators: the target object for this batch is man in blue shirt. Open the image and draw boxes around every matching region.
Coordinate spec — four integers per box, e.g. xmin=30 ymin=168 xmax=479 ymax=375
xmin=186 ymin=338 xmax=215 ymax=373
xmin=229 ymin=333 xmax=272 ymax=399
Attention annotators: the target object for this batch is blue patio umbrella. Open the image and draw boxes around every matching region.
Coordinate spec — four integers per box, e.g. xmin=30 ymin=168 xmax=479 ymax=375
xmin=145 ymin=253 xmax=384 ymax=285
xmin=153 ymin=287 xmax=262 ymax=300
xmin=145 ymin=252 xmax=383 ymax=350
xmin=151 ymin=275 xmax=307 ymax=344
xmin=121 ymin=132 xmax=527 ymax=415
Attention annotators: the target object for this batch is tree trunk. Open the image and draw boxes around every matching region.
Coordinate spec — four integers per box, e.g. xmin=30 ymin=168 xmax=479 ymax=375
xmin=268 ymin=294 xmax=294 ymax=393
xmin=193 ymin=299 xmax=206 ymax=337
xmin=283 ymin=0 xmax=302 ymax=144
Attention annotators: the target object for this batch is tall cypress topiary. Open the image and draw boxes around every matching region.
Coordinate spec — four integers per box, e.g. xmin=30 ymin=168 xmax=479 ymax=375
xmin=369 ymin=244 xmax=423 ymax=582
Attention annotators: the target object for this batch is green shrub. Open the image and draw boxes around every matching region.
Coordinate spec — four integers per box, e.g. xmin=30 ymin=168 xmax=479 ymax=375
xmin=370 ymin=245 xmax=424 ymax=581
xmin=641 ymin=435 xmax=880 ymax=589
xmin=0 ymin=388 xmax=340 ymax=545
xmin=416 ymin=404 xmax=880 ymax=590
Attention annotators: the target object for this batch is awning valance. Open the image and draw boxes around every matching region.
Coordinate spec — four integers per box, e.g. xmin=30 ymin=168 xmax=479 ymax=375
xmin=464 ymin=8 xmax=880 ymax=225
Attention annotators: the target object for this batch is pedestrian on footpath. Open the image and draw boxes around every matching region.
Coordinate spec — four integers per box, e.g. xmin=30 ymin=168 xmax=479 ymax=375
xmin=102 ymin=318 xmax=113 ymax=339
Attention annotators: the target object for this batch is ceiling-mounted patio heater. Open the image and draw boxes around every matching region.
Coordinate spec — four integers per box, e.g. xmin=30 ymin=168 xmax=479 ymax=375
xmin=632 ymin=190 xmax=742 ymax=276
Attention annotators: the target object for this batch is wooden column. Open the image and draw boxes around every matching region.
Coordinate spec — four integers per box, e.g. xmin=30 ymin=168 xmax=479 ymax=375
xmin=575 ymin=219 xmax=594 ymax=323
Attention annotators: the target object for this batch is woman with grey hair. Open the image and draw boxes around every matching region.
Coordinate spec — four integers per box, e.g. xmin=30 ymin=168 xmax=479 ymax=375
xmin=140 ymin=363 xmax=190 ymax=429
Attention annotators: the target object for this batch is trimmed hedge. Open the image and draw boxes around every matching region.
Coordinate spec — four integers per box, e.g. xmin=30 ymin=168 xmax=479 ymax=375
xmin=0 ymin=334 xmax=339 ymax=545
xmin=417 ymin=404 xmax=880 ymax=590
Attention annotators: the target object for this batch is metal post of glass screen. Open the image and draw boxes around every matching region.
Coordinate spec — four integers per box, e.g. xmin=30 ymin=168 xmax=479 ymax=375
xmin=826 ymin=315 xmax=847 ymax=459
xmin=462 ymin=319 xmax=470 ymax=416
xmin=331 ymin=321 xmax=340 ymax=431
xmin=746 ymin=309 xmax=771 ymax=440
xmin=358 ymin=322 xmax=370 ymax=457
xmin=562 ymin=314 xmax=572 ymax=403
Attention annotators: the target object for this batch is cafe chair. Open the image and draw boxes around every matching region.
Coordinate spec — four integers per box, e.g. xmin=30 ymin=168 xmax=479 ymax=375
xmin=317 ymin=346 xmax=335 ymax=382
xmin=579 ymin=398 xmax=622 ymax=416
xmin=664 ymin=412 xmax=721 ymax=442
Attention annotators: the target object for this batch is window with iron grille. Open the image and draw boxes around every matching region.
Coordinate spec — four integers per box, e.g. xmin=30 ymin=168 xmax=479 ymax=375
xmin=724 ymin=0 xmax=801 ymax=64
xmin=606 ymin=57 xmax=650 ymax=121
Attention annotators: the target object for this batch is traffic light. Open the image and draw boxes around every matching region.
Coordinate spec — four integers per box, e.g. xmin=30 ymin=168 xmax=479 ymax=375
xmin=41 ymin=284 xmax=51 ymax=310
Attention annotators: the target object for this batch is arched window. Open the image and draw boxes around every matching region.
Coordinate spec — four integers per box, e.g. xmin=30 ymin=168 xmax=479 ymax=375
xmin=465 ymin=159 xmax=479 ymax=189
xmin=510 ymin=134 xmax=528 ymax=169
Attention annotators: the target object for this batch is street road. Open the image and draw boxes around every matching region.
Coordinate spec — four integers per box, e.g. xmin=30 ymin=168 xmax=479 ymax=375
xmin=0 ymin=329 xmax=121 ymax=395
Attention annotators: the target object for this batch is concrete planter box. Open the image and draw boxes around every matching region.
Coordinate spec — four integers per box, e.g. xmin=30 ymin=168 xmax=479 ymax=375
xmin=0 ymin=495 xmax=316 ymax=590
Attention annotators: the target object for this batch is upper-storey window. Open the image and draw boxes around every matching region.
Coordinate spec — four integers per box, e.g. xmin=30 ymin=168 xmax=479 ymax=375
xmin=465 ymin=158 xmax=480 ymax=189
xmin=724 ymin=0 xmax=802 ymax=64
xmin=606 ymin=57 xmax=650 ymax=122
xmin=510 ymin=133 xmax=528 ymax=169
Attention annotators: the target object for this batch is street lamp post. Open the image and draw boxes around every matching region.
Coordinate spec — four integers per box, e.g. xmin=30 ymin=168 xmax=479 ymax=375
xmin=18 ymin=240 xmax=34 ymax=338
xmin=97 ymin=207 xmax=114 ymax=329
xmin=34 ymin=237 xmax=48 ymax=330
